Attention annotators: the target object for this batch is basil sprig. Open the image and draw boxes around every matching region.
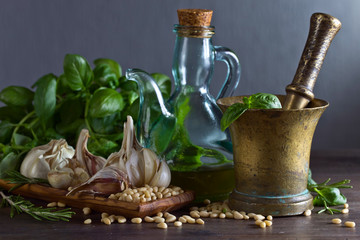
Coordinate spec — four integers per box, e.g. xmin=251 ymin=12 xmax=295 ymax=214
xmin=220 ymin=93 xmax=282 ymax=131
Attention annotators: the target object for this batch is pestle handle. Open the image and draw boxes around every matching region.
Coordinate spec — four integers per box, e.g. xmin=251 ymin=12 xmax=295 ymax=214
xmin=283 ymin=13 xmax=341 ymax=110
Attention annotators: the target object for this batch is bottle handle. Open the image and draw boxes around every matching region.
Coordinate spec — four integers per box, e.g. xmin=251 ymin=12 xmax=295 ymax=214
xmin=214 ymin=46 xmax=241 ymax=99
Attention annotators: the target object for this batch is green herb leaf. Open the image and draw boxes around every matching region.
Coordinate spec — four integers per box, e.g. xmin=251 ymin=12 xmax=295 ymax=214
xmin=220 ymin=103 xmax=247 ymax=131
xmin=33 ymin=74 xmax=57 ymax=126
xmin=0 ymin=86 xmax=34 ymax=107
xmin=0 ymin=153 xmax=21 ymax=178
xmin=313 ymin=187 xmax=347 ymax=206
xmin=88 ymin=88 xmax=124 ymax=118
xmin=0 ymin=121 xmax=13 ymax=144
xmin=0 ymin=106 xmax=27 ymax=123
xmin=63 ymin=54 xmax=93 ymax=91
xmin=247 ymin=93 xmax=282 ymax=109
xmin=94 ymin=58 xmax=122 ymax=79
xmin=93 ymin=64 xmax=119 ymax=89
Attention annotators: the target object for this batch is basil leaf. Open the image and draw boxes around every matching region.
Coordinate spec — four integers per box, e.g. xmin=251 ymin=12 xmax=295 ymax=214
xmin=248 ymin=93 xmax=282 ymax=109
xmin=89 ymin=113 xmax=119 ymax=134
xmin=13 ymin=133 xmax=32 ymax=146
xmin=220 ymin=103 xmax=247 ymax=131
xmin=151 ymin=73 xmax=172 ymax=99
xmin=94 ymin=58 xmax=122 ymax=79
xmin=56 ymin=74 xmax=73 ymax=96
xmin=0 ymin=106 xmax=26 ymax=122
xmin=119 ymin=76 xmax=138 ymax=91
xmin=64 ymin=54 xmax=94 ymax=91
xmin=0 ymin=152 xmax=21 ymax=178
xmin=33 ymin=74 xmax=57 ymax=126
xmin=88 ymin=88 xmax=124 ymax=118
xmin=0 ymin=86 xmax=34 ymax=107
xmin=59 ymin=98 xmax=83 ymax=124
xmin=87 ymin=137 xmax=118 ymax=158
xmin=0 ymin=121 xmax=13 ymax=144
xmin=93 ymin=64 xmax=119 ymax=89
xmin=314 ymin=188 xmax=347 ymax=206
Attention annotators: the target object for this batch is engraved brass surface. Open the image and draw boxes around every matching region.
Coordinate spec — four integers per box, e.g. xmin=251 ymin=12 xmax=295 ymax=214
xmin=283 ymin=13 xmax=341 ymax=109
xmin=217 ymin=95 xmax=329 ymax=216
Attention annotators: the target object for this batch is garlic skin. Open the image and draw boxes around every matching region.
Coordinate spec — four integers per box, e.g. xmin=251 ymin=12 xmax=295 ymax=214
xmin=20 ymin=139 xmax=75 ymax=179
xmin=106 ymin=116 xmax=171 ymax=188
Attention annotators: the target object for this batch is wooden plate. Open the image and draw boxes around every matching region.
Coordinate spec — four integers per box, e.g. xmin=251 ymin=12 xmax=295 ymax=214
xmin=0 ymin=179 xmax=195 ymax=218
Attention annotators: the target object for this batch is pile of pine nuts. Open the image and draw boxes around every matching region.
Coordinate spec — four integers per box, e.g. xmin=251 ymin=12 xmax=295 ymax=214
xmin=47 ymin=201 xmax=66 ymax=208
xmin=108 ymin=185 xmax=184 ymax=203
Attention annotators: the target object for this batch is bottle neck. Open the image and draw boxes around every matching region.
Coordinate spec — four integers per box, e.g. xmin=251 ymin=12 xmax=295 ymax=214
xmin=172 ymin=25 xmax=215 ymax=90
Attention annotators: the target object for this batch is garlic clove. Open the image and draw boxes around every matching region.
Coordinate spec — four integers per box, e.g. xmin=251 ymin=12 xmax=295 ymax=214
xmin=149 ymin=160 xmax=171 ymax=187
xmin=47 ymin=167 xmax=74 ymax=189
xmin=75 ymin=129 xmax=106 ymax=176
xmin=67 ymin=166 xmax=129 ymax=196
xmin=142 ymin=148 xmax=159 ymax=184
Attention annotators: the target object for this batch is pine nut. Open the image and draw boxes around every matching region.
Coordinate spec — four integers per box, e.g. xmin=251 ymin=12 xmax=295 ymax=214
xmin=157 ymin=222 xmax=168 ymax=229
xmin=304 ymin=209 xmax=312 ymax=216
xmin=101 ymin=212 xmax=109 ymax=219
xmin=174 ymin=221 xmax=182 ymax=227
xmin=84 ymin=219 xmax=92 ymax=224
xmin=162 ymin=188 xmax=170 ymax=195
xmin=210 ymin=213 xmax=218 ymax=218
xmin=199 ymin=211 xmax=210 ymax=218
xmin=248 ymin=213 xmax=256 ymax=219
xmin=131 ymin=218 xmax=142 ymax=224
xmin=109 ymin=215 xmax=116 ymax=223
xmin=108 ymin=194 xmax=117 ymax=200
xmin=344 ymin=221 xmax=356 ymax=228
xmin=254 ymin=215 xmax=265 ymax=221
xmin=264 ymin=220 xmax=272 ymax=226
xmin=332 ymin=218 xmax=342 ymax=224
xmin=154 ymin=217 xmax=165 ymax=223
xmin=179 ymin=217 xmax=187 ymax=223
xmin=266 ymin=215 xmax=273 ymax=221
xmin=103 ymin=217 xmax=111 ymax=225
xmin=166 ymin=215 xmax=177 ymax=223
xmin=126 ymin=195 xmax=133 ymax=202
xmin=225 ymin=212 xmax=234 ymax=219
xmin=157 ymin=212 xmax=163 ymax=217
xmin=117 ymin=216 xmax=126 ymax=223
xmin=203 ymin=199 xmax=211 ymax=205
xmin=219 ymin=213 xmax=226 ymax=219
xmin=244 ymin=215 xmax=250 ymax=220
xmin=344 ymin=203 xmax=349 ymax=209
xmin=186 ymin=217 xmax=196 ymax=224
xmin=82 ymin=207 xmax=91 ymax=215
xmin=144 ymin=190 xmax=151 ymax=198
xmin=342 ymin=208 xmax=349 ymax=214
xmin=255 ymin=220 xmax=263 ymax=226
xmin=259 ymin=222 xmax=266 ymax=228
xmin=57 ymin=202 xmax=66 ymax=207
xmin=144 ymin=216 xmax=154 ymax=222
xmin=47 ymin=202 xmax=57 ymax=207
xmin=190 ymin=211 xmax=200 ymax=218
xmin=196 ymin=218 xmax=205 ymax=225
xmin=163 ymin=193 xmax=172 ymax=198
xmin=240 ymin=211 xmax=246 ymax=216
xmin=233 ymin=211 xmax=243 ymax=220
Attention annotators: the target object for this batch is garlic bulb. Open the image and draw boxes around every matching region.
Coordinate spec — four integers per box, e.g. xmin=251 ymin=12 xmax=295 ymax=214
xmin=106 ymin=116 xmax=171 ymax=188
xmin=20 ymin=138 xmax=91 ymax=190
xmin=20 ymin=139 xmax=75 ymax=179
xmin=75 ymin=129 xmax=106 ymax=176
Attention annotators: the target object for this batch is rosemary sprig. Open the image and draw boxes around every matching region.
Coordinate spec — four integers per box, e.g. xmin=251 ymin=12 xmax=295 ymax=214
xmin=2 ymin=170 xmax=49 ymax=192
xmin=0 ymin=191 xmax=75 ymax=221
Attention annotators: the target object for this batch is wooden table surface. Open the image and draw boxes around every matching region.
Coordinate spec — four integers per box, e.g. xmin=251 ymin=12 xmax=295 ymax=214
xmin=0 ymin=150 xmax=359 ymax=240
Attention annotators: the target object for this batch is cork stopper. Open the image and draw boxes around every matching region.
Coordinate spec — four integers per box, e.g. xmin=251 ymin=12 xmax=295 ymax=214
xmin=177 ymin=9 xmax=213 ymax=26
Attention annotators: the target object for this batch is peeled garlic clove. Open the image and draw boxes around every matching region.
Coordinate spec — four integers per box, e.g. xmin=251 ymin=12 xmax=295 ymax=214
xmin=67 ymin=166 xmax=129 ymax=196
xmin=149 ymin=160 xmax=171 ymax=187
xmin=48 ymin=167 xmax=74 ymax=189
xmin=75 ymin=129 xmax=106 ymax=176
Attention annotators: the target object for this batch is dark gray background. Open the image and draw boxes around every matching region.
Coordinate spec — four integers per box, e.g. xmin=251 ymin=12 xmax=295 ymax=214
xmin=0 ymin=0 xmax=359 ymax=151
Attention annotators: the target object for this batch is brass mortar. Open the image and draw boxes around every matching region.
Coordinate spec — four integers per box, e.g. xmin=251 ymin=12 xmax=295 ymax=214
xmin=217 ymin=95 xmax=328 ymax=216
